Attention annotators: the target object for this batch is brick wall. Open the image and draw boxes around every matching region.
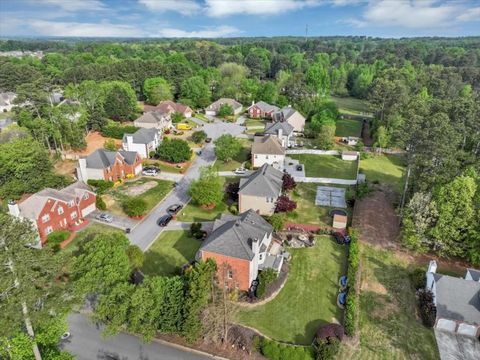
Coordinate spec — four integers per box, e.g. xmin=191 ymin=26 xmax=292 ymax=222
xmin=201 ymin=251 xmax=252 ymax=291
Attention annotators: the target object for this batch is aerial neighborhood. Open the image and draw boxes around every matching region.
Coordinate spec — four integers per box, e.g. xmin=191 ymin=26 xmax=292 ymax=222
xmin=1 ymin=10 xmax=479 ymax=360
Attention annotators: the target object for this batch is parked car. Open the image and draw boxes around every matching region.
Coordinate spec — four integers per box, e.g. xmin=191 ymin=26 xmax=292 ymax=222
xmin=142 ymin=168 xmax=158 ymax=176
xmin=167 ymin=203 xmax=183 ymax=214
xmin=296 ymin=165 xmax=303 ymax=171
xmin=234 ymin=167 xmax=246 ymax=175
xmin=157 ymin=214 xmax=173 ymax=227
xmin=96 ymin=213 xmax=113 ymax=223
xmin=197 ymin=150 xmax=202 ymax=155
xmin=333 ymin=232 xmax=346 ymax=245
xmin=205 ymin=137 xmax=212 ymax=143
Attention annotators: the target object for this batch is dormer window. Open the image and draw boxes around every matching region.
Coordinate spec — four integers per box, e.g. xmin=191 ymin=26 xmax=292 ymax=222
xmin=68 ymin=200 xmax=74 ymax=207
xmin=83 ymin=193 xmax=89 ymax=200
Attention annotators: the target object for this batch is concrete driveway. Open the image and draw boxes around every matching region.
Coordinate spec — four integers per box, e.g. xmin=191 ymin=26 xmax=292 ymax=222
xmin=202 ymin=121 xmax=245 ymax=140
xmin=127 ymin=144 xmax=216 ymax=251
xmin=62 ymin=313 xmax=216 ymax=360
xmin=434 ymin=329 xmax=480 ymax=360
xmin=87 ymin=210 xmax=138 ymax=231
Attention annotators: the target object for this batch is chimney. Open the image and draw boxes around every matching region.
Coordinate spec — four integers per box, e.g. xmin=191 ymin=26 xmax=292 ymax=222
xmin=8 ymin=200 xmax=20 ymax=217
xmin=277 ymin=128 xmax=283 ymax=139
xmin=252 ymin=100 xmax=255 ymax=106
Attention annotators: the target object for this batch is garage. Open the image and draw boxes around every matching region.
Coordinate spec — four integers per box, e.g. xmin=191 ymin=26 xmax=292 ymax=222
xmin=81 ymin=204 xmax=96 ymax=217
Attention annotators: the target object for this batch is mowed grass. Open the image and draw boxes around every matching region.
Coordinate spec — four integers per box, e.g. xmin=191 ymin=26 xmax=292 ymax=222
xmin=237 ymin=236 xmax=347 ymax=345
xmin=335 ymin=118 xmax=363 ymax=138
xmin=359 ymin=154 xmax=405 ymax=193
xmin=331 ymin=96 xmax=372 ymax=116
xmin=176 ymin=201 xmax=228 ymax=222
xmin=214 ymin=138 xmax=252 ymax=172
xmin=286 ymin=183 xmax=340 ymax=226
xmin=245 ymin=118 xmax=266 ymax=128
xmin=142 ymin=231 xmax=202 ymax=276
xmin=289 ymin=154 xmax=358 ymax=179
xmin=338 ymin=245 xmax=439 ymax=360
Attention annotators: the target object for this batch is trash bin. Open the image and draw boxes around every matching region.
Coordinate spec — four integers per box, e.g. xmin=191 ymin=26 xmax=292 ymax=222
xmin=125 ymin=228 xmax=131 ymax=234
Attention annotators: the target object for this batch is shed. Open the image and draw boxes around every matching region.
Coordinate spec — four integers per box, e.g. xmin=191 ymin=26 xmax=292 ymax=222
xmin=342 ymin=151 xmax=358 ymax=161
xmin=333 ymin=214 xmax=347 ymax=230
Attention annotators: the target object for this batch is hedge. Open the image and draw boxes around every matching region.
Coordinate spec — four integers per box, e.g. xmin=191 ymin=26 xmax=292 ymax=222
xmin=96 ymin=195 xmax=107 ymax=210
xmin=256 ymin=268 xmax=277 ymax=298
xmin=87 ymin=179 xmax=114 ymax=194
xmin=344 ymin=228 xmax=360 ymax=336
xmin=101 ymin=121 xmax=138 ymax=139
xmin=256 ymin=338 xmax=314 ymax=360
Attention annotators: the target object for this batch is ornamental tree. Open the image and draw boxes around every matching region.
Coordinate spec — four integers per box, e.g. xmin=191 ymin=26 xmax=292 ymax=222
xmin=282 ymin=173 xmax=297 ymax=192
xmin=156 ymin=138 xmax=192 ymax=163
xmin=275 ymin=195 xmax=297 ymax=213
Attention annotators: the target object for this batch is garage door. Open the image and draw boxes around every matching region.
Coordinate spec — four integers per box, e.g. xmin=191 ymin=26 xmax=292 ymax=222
xmin=81 ymin=204 xmax=96 ymax=217
xmin=135 ymin=165 xmax=142 ymax=175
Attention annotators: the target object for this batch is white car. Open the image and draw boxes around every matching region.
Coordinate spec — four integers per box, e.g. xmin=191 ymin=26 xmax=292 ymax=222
xmin=234 ymin=168 xmax=246 ymax=175
xmin=142 ymin=169 xmax=158 ymax=176
xmin=96 ymin=213 xmax=113 ymax=223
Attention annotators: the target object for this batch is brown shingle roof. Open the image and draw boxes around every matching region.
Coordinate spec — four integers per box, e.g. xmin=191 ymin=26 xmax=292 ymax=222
xmin=251 ymin=136 xmax=285 ymax=156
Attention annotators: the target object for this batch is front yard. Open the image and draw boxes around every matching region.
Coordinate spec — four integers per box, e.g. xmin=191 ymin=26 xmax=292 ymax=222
xmin=237 ymin=236 xmax=347 ymax=345
xmin=338 ymin=245 xmax=439 ymax=359
xmin=289 ymin=154 xmax=358 ymax=180
xmin=142 ymin=230 xmax=202 ymax=276
xmin=214 ymin=138 xmax=252 ymax=172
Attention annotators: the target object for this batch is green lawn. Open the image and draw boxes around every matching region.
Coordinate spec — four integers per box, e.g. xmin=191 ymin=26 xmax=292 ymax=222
xmin=245 ymin=119 xmax=266 ymax=128
xmin=359 ymin=154 xmax=405 ymax=193
xmin=289 ymin=154 xmax=358 ymax=179
xmin=286 ymin=183 xmax=344 ymax=226
xmin=214 ymin=139 xmax=252 ymax=172
xmin=143 ymin=159 xmax=184 ymax=174
xmin=338 ymin=245 xmax=439 ymax=359
xmin=142 ymin=231 xmax=202 ymax=276
xmin=176 ymin=201 xmax=229 ymax=222
xmin=331 ymin=96 xmax=372 ymax=116
xmin=335 ymin=118 xmax=362 ymax=138
xmin=237 ymin=236 xmax=347 ymax=345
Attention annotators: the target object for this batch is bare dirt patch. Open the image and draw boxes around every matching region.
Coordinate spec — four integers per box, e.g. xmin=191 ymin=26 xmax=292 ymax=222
xmin=54 ymin=159 xmax=77 ymax=177
xmin=361 ymin=280 xmax=387 ymax=295
xmin=122 ymin=181 xmax=158 ymax=196
xmin=71 ymin=132 xmax=121 ymax=156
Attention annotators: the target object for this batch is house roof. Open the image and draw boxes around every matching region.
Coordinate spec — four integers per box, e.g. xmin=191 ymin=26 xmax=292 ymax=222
xmin=200 ymin=210 xmax=273 ymax=260
xmin=83 ymin=149 xmax=138 ymax=169
xmin=433 ymin=273 xmax=480 ymax=326
xmin=264 ymin=121 xmax=294 ymax=136
xmin=123 ymin=128 xmax=159 ymax=145
xmin=251 ymin=135 xmax=285 ymax=155
xmin=272 ymin=106 xmax=303 ymax=122
xmin=206 ymin=98 xmax=242 ymax=111
xmin=239 ymin=164 xmax=283 ymax=198
xmin=144 ymin=101 xmax=192 ymax=114
xmin=248 ymin=101 xmax=279 ymax=113
xmin=135 ymin=111 xmax=169 ymax=124
xmin=466 ymin=269 xmax=480 ymax=282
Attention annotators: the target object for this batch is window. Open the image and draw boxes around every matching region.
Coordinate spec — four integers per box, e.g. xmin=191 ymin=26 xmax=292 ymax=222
xmin=83 ymin=193 xmax=89 ymax=200
xmin=259 ymin=253 xmax=263 ymax=261
xmin=58 ymin=206 xmax=64 ymax=215
xmin=71 ymin=212 xmax=77 ymax=220
xmin=45 ymin=226 xmax=53 ymax=235
xmin=266 ymin=155 xmax=269 ymax=159
xmin=42 ymin=214 xmax=50 ymax=223
xmin=68 ymin=200 xmax=74 ymax=207
xmin=227 ymin=270 xmax=233 ymax=280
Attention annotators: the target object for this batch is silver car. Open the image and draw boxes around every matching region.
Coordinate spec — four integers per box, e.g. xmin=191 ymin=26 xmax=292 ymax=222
xmin=96 ymin=213 xmax=113 ymax=223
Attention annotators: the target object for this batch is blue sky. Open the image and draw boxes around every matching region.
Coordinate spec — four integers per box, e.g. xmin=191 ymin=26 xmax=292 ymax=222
xmin=1 ymin=0 xmax=479 ymax=38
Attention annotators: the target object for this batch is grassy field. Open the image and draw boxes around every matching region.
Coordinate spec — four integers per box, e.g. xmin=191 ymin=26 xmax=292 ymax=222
xmin=286 ymin=183 xmax=345 ymax=226
xmin=245 ymin=119 xmax=266 ymax=128
xmin=237 ymin=236 xmax=347 ymax=345
xmin=335 ymin=118 xmax=363 ymax=138
xmin=289 ymin=154 xmax=358 ymax=179
xmin=214 ymin=138 xmax=252 ymax=172
xmin=338 ymin=245 xmax=439 ymax=359
xmin=359 ymin=154 xmax=405 ymax=193
xmin=331 ymin=96 xmax=372 ymax=116
xmin=142 ymin=231 xmax=202 ymax=276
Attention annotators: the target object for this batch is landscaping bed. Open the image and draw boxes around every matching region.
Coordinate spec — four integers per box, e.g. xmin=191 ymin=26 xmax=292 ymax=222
xmin=288 ymin=154 xmax=358 ymax=179
xmin=142 ymin=230 xmax=202 ymax=276
xmin=237 ymin=236 xmax=347 ymax=345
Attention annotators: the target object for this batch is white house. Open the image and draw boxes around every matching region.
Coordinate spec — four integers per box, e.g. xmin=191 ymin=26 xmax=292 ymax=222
xmin=251 ymin=135 xmax=286 ymax=169
xmin=122 ymin=128 xmax=161 ymax=159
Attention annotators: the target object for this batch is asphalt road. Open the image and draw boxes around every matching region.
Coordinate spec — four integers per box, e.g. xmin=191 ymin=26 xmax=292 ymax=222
xmin=62 ymin=313 xmax=215 ymax=360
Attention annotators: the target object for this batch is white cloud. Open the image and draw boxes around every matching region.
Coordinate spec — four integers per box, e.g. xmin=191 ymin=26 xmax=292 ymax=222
xmin=156 ymin=25 xmax=240 ymax=38
xmin=33 ymin=0 xmax=107 ymax=12
xmin=456 ymin=6 xmax=480 ymax=22
xmin=138 ymin=0 xmax=201 ymax=15
xmin=28 ymin=20 xmax=144 ymax=37
xmin=331 ymin=0 xmax=363 ymax=6
xmin=204 ymin=0 xmax=322 ymax=17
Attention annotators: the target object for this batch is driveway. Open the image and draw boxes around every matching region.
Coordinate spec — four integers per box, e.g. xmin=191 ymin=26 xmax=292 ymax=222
xmin=62 ymin=313 xmax=216 ymax=360
xmin=87 ymin=210 xmax=138 ymax=231
xmin=127 ymin=144 xmax=216 ymax=251
xmin=202 ymin=121 xmax=245 ymax=140
xmin=434 ymin=329 xmax=480 ymax=360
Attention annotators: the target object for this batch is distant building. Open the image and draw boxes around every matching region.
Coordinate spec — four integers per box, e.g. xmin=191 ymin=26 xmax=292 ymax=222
xmin=7 ymin=182 xmax=96 ymax=247
xmin=205 ymin=98 xmax=243 ymax=116
xmin=77 ymin=149 xmax=142 ymax=182
xmin=122 ymin=128 xmax=161 ymax=158
xmin=251 ymin=135 xmax=285 ymax=169
xmin=247 ymin=101 xmax=279 ymax=119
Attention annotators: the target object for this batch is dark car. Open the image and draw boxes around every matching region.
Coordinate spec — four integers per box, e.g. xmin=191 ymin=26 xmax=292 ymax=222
xmin=205 ymin=137 xmax=212 ymax=143
xmin=333 ymin=232 xmax=345 ymax=245
xmin=167 ymin=203 xmax=183 ymax=214
xmin=157 ymin=214 xmax=173 ymax=227
xmin=296 ymin=165 xmax=303 ymax=171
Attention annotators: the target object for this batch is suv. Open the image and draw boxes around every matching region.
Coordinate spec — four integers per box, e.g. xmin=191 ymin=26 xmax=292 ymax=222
xmin=167 ymin=204 xmax=183 ymax=214
xmin=96 ymin=213 xmax=113 ymax=223
xmin=234 ymin=167 xmax=246 ymax=175
xmin=142 ymin=167 xmax=158 ymax=176
xmin=157 ymin=214 xmax=173 ymax=227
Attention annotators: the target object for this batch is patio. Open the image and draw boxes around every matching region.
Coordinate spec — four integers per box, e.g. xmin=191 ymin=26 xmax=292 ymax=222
xmin=315 ymin=186 xmax=347 ymax=208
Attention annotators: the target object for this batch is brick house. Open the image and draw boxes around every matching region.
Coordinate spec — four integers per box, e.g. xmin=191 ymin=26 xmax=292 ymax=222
xmin=77 ymin=149 xmax=142 ymax=182
xmin=247 ymin=101 xmax=279 ymax=119
xmin=196 ymin=210 xmax=283 ymax=291
xmin=7 ymin=182 xmax=96 ymax=247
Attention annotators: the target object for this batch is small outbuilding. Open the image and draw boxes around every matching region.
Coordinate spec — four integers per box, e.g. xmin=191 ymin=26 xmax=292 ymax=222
xmin=341 ymin=151 xmax=358 ymax=161
xmin=333 ymin=214 xmax=348 ymax=230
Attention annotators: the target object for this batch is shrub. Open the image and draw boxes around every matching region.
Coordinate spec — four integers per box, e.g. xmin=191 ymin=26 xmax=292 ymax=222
xmin=148 ymin=151 xmax=156 ymax=158
xmin=315 ymin=338 xmax=340 ymax=360
xmin=344 ymin=229 xmax=360 ymax=336
xmin=47 ymin=230 xmax=70 ymax=246
xmin=256 ymin=268 xmax=278 ymax=298
xmin=417 ymin=289 xmax=437 ymax=327
xmin=275 ymin=195 xmax=297 ymax=213
xmin=229 ymin=204 xmax=238 ymax=215
xmin=87 ymin=179 xmax=114 ymax=194
xmin=282 ymin=173 xmax=297 ymax=192
xmin=156 ymin=138 xmax=192 ymax=163
xmin=101 ymin=121 xmax=138 ymax=139
xmin=190 ymin=222 xmax=205 ymax=239
xmin=122 ymin=197 xmax=147 ymax=217
xmin=95 ymin=195 xmax=107 ymax=210
xmin=191 ymin=130 xmax=207 ymax=144
xmin=104 ymin=138 xmax=117 ymax=151
xmin=171 ymin=111 xmax=185 ymax=124
xmin=258 ymin=338 xmax=314 ymax=360
xmin=410 ymin=267 xmax=427 ymax=290
xmin=225 ymin=181 xmax=240 ymax=201
xmin=267 ymin=214 xmax=285 ymax=232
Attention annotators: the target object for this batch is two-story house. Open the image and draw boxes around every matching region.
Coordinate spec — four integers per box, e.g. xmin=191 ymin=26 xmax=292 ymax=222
xmin=272 ymin=106 xmax=306 ymax=133
xmin=77 ymin=149 xmax=142 ymax=182
xmin=205 ymin=98 xmax=243 ymax=116
xmin=264 ymin=121 xmax=294 ymax=148
xmin=122 ymin=128 xmax=161 ymax=159
xmin=238 ymin=164 xmax=283 ymax=216
xmin=196 ymin=209 xmax=283 ymax=291
xmin=247 ymin=101 xmax=279 ymax=119
xmin=144 ymin=100 xmax=193 ymax=118
xmin=133 ymin=111 xmax=172 ymax=131
xmin=251 ymin=135 xmax=285 ymax=169
xmin=7 ymin=182 xmax=96 ymax=247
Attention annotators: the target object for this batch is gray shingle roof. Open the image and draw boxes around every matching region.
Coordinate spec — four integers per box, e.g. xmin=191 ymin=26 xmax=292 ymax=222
xmin=264 ymin=121 xmax=294 ymax=136
xmin=135 ymin=112 xmax=168 ymax=124
xmin=467 ymin=269 xmax=480 ymax=282
xmin=251 ymin=135 xmax=285 ymax=155
xmin=433 ymin=273 xmax=480 ymax=325
xmin=200 ymin=210 xmax=273 ymax=260
xmin=123 ymin=128 xmax=158 ymax=145
xmin=206 ymin=98 xmax=242 ymax=111
xmin=84 ymin=149 xmax=138 ymax=169
xmin=248 ymin=101 xmax=279 ymax=113
xmin=272 ymin=106 xmax=298 ymax=122
xmin=239 ymin=164 xmax=283 ymax=198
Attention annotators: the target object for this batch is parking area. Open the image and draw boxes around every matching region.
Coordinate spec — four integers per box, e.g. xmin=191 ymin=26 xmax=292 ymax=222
xmin=284 ymin=157 xmax=305 ymax=177
xmin=87 ymin=210 xmax=138 ymax=231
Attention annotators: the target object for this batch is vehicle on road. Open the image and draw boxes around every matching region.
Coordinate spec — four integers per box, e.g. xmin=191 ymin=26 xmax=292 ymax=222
xmin=234 ymin=167 xmax=246 ymax=175
xmin=176 ymin=123 xmax=192 ymax=130
xmin=142 ymin=168 xmax=158 ymax=176
xmin=157 ymin=214 xmax=173 ymax=227
xmin=167 ymin=204 xmax=183 ymax=214
xmin=205 ymin=137 xmax=212 ymax=143
xmin=60 ymin=332 xmax=71 ymax=340
xmin=96 ymin=213 xmax=113 ymax=223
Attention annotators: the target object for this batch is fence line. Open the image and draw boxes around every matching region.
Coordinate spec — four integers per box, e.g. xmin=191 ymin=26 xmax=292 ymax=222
xmin=286 ymin=149 xmax=341 ymax=155
xmin=293 ymin=176 xmax=358 ymax=185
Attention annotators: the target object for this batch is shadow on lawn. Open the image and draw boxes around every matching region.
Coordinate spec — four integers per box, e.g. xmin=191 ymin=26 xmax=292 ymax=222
xmin=294 ymin=319 xmax=329 ymax=345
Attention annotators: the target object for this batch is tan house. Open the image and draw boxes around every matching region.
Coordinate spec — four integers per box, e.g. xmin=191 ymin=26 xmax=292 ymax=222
xmin=272 ymin=106 xmax=306 ymax=133
xmin=144 ymin=100 xmax=193 ymax=118
xmin=205 ymin=98 xmax=243 ymax=116
xmin=133 ymin=111 xmax=171 ymax=130
xmin=251 ymin=135 xmax=285 ymax=169
xmin=238 ymin=164 xmax=283 ymax=216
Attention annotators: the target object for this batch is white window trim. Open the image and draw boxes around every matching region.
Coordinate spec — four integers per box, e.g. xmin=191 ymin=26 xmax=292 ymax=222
xmin=42 ymin=214 xmax=50 ymax=223
xmin=58 ymin=206 xmax=64 ymax=215
xmin=71 ymin=212 xmax=77 ymax=220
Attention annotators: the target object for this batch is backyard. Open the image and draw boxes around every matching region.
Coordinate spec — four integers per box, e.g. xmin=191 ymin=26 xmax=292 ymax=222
xmin=338 ymin=245 xmax=439 ymax=359
xmin=237 ymin=236 xmax=347 ymax=345
xmin=331 ymin=96 xmax=372 ymax=116
xmin=289 ymin=154 xmax=358 ymax=179
xmin=335 ymin=118 xmax=363 ymax=138
xmin=359 ymin=154 xmax=405 ymax=193
xmin=142 ymin=230 xmax=202 ymax=276
xmin=214 ymin=138 xmax=252 ymax=171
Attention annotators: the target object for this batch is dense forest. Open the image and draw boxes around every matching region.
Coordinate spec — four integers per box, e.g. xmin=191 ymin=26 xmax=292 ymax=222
xmin=0 ymin=36 xmax=479 ymax=263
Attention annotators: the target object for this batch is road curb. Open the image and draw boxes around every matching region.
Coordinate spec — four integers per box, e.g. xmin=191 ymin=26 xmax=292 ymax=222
xmin=150 ymin=337 xmax=230 ymax=360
